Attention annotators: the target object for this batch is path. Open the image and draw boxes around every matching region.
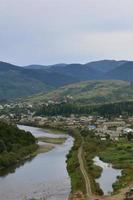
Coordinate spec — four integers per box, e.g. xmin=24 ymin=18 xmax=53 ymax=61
xmin=78 ymin=144 xmax=93 ymax=200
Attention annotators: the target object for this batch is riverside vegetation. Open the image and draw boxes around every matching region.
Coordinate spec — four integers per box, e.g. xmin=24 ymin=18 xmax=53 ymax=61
xmin=38 ymin=136 xmax=66 ymax=144
xmin=0 ymin=118 xmax=133 ymax=198
xmin=99 ymin=138 xmax=133 ymax=192
xmin=66 ymin=129 xmax=86 ymax=193
xmin=0 ymin=122 xmax=37 ymax=173
xmin=67 ymin=127 xmax=133 ymax=197
xmin=66 ymin=128 xmax=104 ymax=199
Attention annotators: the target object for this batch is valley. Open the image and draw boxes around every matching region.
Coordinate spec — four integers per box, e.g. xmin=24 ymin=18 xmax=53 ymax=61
xmin=0 ymin=124 xmax=73 ymax=200
xmin=1 ymin=110 xmax=133 ymax=200
xmin=1 ymin=60 xmax=133 ymax=200
xmin=1 ymin=1 xmax=133 ymax=199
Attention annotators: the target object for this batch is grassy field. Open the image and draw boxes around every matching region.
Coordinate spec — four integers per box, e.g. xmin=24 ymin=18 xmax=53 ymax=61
xmin=36 ymin=144 xmax=54 ymax=154
xmin=99 ymin=139 xmax=133 ymax=192
xmin=38 ymin=136 xmax=67 ymax=144
xmin=78 ymin=129 xmax=133 ymax=195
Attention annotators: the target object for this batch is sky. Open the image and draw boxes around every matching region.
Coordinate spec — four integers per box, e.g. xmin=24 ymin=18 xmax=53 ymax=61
xmin=0 ymin=0 xmax=133 ymax=65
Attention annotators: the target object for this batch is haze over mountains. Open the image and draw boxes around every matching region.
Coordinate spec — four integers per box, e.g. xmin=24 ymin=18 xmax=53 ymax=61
xmin=0 ymin=59 xmax=133 ymax=100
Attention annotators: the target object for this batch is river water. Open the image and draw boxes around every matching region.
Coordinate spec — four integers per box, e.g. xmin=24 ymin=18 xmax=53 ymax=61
xmin=0 ymin=125 xmax=73 ymax=200
xmin=93 ymin=156 xmax=121 ymax=195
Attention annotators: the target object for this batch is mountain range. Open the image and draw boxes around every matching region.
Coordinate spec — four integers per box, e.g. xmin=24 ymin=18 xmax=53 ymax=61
xmin=0 ymin=59 xmax=133 ymax=100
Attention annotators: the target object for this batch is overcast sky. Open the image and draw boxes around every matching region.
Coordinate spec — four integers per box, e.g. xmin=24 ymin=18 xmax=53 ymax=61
xmin=0 ymin=0 xmax=133 ymax=65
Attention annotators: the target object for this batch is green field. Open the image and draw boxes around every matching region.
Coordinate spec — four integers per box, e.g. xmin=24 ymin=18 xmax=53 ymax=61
xmin=38 ymin=136 xmax=66 ymax=144
xmin=99 ymin=139 xmax=133 ymax=192
xmin=36 ymin=144 xmax=54 ymax=154
xmin=81 ymin=129 xmax=133 ymax=194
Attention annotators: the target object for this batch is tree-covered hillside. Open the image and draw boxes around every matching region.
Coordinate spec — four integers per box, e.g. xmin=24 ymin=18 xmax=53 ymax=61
xmin=0 ymin=122 xmax=37 ymax=171
xmin=0 ymin=61 xmax=77 ymax=100
xmin=27 ymin=80 xmax=133 ymax=104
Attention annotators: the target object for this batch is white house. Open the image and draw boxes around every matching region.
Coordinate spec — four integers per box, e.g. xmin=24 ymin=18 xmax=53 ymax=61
xmin=123 ymin=128 xmax=133 ymax=134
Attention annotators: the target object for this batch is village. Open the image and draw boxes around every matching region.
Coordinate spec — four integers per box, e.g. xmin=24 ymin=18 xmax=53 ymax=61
xmin=1 ymin=103 xmax=133 ymax=200
xmin=16 ymin=114 xmax=133 ymax=140
xmin=1 ymin=107 xmax=133 ymax=142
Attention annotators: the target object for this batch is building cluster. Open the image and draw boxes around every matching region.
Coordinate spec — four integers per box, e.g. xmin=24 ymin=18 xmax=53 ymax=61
xmin=1 ymin=101 xmax=133 ymax=141
xmin=18 ymin=115 xmax=95 ymax=127
xmin=16 ymin=115 xmax=133 ymax=140
xmin=95 ymin=118 xmax=133 ymax=141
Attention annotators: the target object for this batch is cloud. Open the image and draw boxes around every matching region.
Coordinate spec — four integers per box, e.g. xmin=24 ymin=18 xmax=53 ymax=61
xmin=0 ymin=0 xmax=133 ymax=65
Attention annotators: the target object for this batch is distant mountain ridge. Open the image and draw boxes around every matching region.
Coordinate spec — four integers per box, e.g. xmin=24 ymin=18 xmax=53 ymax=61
xmin=24 ymin=63 xmax=67 ymax=70
xmin=85 ymin=60 xmax=127 ymax=73
xmin=103 ymin=61 xmax=133 ymax=81
xmin=0 ymin=59 xmax=133 ymax=100
xmin=48 ymin=63 xmax=102 ymax=80
xmin=0 ymin=62 xmax=77 ymax=100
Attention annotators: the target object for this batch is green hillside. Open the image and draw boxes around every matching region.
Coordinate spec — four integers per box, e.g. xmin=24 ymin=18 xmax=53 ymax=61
xmin=0 ymin=122 xmax=37 ymax=172
xmin=26 ymin=80 xmax=133 ymax=104
xmin=0 ymin=61 xmax=77 ymax=100
xmin=0 ymin=72 xmax=53 ymax=100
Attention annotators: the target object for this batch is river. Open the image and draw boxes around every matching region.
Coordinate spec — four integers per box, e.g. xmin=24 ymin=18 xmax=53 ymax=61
xmin=93 ymin=156 xmax=121 ymax=195
xmin=0 ymin=125 xmax=73 ymax=200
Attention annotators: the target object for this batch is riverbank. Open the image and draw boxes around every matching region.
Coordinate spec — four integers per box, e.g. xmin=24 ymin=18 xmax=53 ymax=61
xmin=0 ymin=122 xmax=38 ymax=175
xmin=35 ymin=143 xmax=54 ymax=154
xmin=18 ymin=122 xmax=67 ymax=134
xmin=18 ymin=124 xmax=68 ymax=153
xmin=0 ymin=124 xmax=73 ymax=200
xmin=99 ymin=139 xmax=133 ymax=193
xmin=0 ymin=124 xmax=68 ymax=177
xmin=35 ymin=136 xmax=66 ymax=154
xmin=66 ymin=129 xmax=86 ymax=199
xmin=37 ymin=136 xmax=67 ymax=144
xmin=67 ymin=127 xmax=133 ymax=200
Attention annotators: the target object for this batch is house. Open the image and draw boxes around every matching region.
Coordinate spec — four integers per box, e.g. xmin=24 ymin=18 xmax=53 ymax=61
xmin=101 ymin=137 xmax=106 ymax=141
xmin=123 ymin=128 xmax=133 ymax=134
xmin=103 ymin=121 xmax=126 ymax=128
xmin=0 ymin=105 xmax=3 ymax=110
xmin=88 ymin=125 xmax=96 ymax=130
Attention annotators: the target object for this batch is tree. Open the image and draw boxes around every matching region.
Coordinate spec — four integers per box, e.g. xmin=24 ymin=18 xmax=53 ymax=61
xmin=0 ymin=140 xmax=6 ymax=153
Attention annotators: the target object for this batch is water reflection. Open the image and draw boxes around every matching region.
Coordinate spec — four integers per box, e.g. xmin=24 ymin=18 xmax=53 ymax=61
xmin=0 ymin=125 xmax=73 ymax=200
xmin=93 ymin=156 xmax=121 ymax=195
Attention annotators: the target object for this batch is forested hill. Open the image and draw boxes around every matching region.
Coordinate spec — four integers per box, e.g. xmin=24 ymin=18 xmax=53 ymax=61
xmin=26 ymin=80 xmax=133 ymax=105
xmin=0 ymin=60 xmax=133 ymax=101
xmin=0 ymin=122 xmax=37 ymax=172
xmin=0 ymin=61 xmax=77 ymax=100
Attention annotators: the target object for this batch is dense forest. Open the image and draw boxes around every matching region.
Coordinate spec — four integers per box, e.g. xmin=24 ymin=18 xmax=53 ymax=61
xmin=36 ymin=101 xmax=133 ymax=117
xmin=0 ymin=122 xmax=37 ymax=171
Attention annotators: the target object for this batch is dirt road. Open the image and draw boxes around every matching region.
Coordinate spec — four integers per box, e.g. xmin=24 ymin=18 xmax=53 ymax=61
xmin=78 ymin=145 xmax=93 ymax=200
